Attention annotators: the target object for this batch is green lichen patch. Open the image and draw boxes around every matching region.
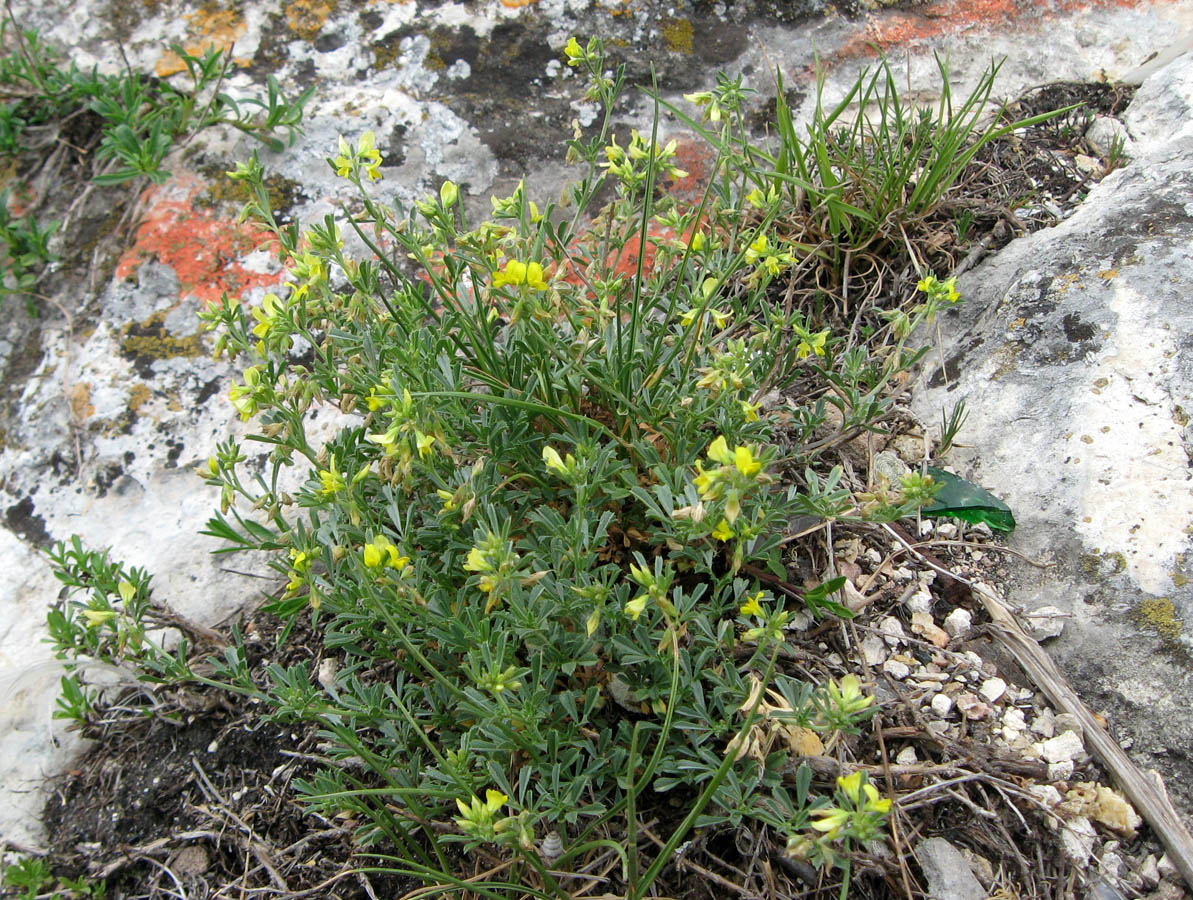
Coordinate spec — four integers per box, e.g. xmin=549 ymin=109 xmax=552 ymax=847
xmin=1079 ymin=550 xmax=1128 ymax=580
xmin=198 ymin=169 xmax=304 ymax=219
xmin=119 ymin=311 xmax=205 ymax=379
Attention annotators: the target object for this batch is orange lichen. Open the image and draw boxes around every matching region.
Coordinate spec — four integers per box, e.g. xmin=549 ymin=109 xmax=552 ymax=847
xmin=115 ymin=173 xmax=283 ymax=308
xmin=661 ymin=136 xmax=715 ymax=205
xmin=839 ymin=0 xmax=1156 ymax=58
xmin=500 ymin=0 xmax=539 ymax=7
xmin=286 ymin=0 xmax=336 ymax=41
xmin=155 ymin=6 xmax=248 ymax=77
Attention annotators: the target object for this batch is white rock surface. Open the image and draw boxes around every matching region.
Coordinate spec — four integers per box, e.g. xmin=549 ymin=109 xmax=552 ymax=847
xmin=942 ymin=608 xmax=973 ymax=639
xmin=1042 ymin=731 xmax=1087 ymax=765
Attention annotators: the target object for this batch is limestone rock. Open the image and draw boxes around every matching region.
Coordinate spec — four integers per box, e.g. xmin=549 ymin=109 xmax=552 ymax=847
xmin=916 ymin=837 xmax=987 ymax=900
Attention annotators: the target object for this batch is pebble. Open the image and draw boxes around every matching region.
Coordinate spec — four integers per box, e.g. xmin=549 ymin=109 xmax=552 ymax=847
xmin=1055 ymin=713 xmax=1084 ymax=739
xmin=911 ymin=611 xmax=951 ymax=648
xmin=936 ymin=522 xmax=958 ymax=538
xmin=1041 ymin=730 xmax=1085 ymax=764
xmin=895 ymin=745 xmax=918 ymax=766
xmin=1024 ymin=605 xmax=1067 ymax=640
xmin=955 ymin=692 xmax=991 ymax=720
xmin=883 ymin=659 xmax=911 ymax=679
xmin=879 ymin=616 xmax=907 ymax=646
xmin=1060 ymin=817 xmax=1097 ymax=866
xmin=917 ymin=837 xmax=987 ymax=900
xmin=931 ymin=692 xmax=955 ymax=718
xmin=961 ymin=651 xmax=985 ymax=670
xmin=942 ymin=608 xmax=973 ymax=638
xmin=1003 ymin=707 xmax=1027 ymax=731
xmin=979 ymin=677 xmax=1008 ymax=703
xmin=861 ymin=634 xmax=888 ymax=665
xmin=905 ymin=590 xmax=934 ymax=615
xmin=1049 ymin=760 xmax=1076 ymax=782
xmin=1031 ymin=709 xmax=1056 ymax=738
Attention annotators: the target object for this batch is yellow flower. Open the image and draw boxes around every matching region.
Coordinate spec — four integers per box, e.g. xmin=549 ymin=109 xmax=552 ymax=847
xmin=440 ymin=180 xmax=458 ymax=207
xmin=740 ymin=399 xmax=760 ymax=422
xmin=838 ymin=771 xmax=864 ymax=805
xmin=564 ymin=36 xmax=584 ymax=66
xmin=318 ymin=455 xmax=346 ymax=495
xmin=363 ymin=535 xmax=409 ymax=570
xmin=738 ymin=591 xmax=764 ymax=618
xmin=809 ymin=806 xmax=850 ymax=835
xmin=625 ymin=595 xmax=648 ymax=621
xmin=542 ymin=445 xmax=572 ymax=477
xmin=711 ymin=518 xmax=734 ymax=542
xmin=333 ymin=136 xmax=353 ymax=177
xmin=707 ymin=435 xmax=734 ymax=466
xmin=796 ymin=329 xmax=828 ymax=359
xmin=463 ymin=547 xmax=491 ymax=573
xmin=82 ymin=608 xmax=116 ymax=628
xmin=734 ymin=445 xmax=762 ymax=477
xmin=493 ymin=259 xmax=547 ymax=291
xmin=358 ymin=130 xmax=382 ymax=181
xmin=414 ymin=430 xmax=434 ymax=459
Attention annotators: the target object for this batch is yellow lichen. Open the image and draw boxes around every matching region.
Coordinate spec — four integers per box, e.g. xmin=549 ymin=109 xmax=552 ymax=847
xmin=662 ymin=18 xmax=693 ymax=54
xmin=155 ymin=5 xmax=248 ymax=77
xmin=1137 ymin=597 xmax=1182 ymax=641
xmin=120 ymin=312 xmax=205 ymax=363
xmin=128 ymin=384 xmax=153 ymax=415
xmin=286 ymin=0 xmax=336 ymax=42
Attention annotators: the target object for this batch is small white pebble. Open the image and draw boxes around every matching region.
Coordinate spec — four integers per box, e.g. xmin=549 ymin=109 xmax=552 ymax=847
xmin=1003 ymin=707 xmax=1027 ymax=732
xmin=1048 ymin=760 xmax=1075 ymax=782
xmin=878 ymin=616 xmax=906 ymax=646
xmin=942 ymin=608 xmax=973 ymax=638
xmin=904 ymin=591 xmax=933 ymax=615
xmin=980 ymin=677 xmax=1008 ymax=703
xmin=1031 ymin=711 xmax=1056 ymax=738
xmin=931 ymin=692 xmax=955 ymax=718
xmin=895 ymin=745 xmax=918 ymax=766
xmin=883 ymin=659 xmax=911 ymax=680
xmin=919 ymin=519 xmax=935 ymax=537
xmin=936 ymin=522 xmax=958 ymax=538
xmin=1041 ymin=731 xmax=1085 ymax=764
xmin=861 ymin=635 xmax=887 ymax=666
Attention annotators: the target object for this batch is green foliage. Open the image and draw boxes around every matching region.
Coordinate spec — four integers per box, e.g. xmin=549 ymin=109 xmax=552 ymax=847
xmin=178 ymin=37 xmax=973 ymax=896
xmin=0 ymin=855 xmax=105 ymax=900
xmin=45 ymin=535 xmax=193 ymax=694
xmin=0 ymin=19 xmax=311 ymax=309
xmin=671 ymin=54 xmax=1070 ymax=288
xmin=47 ymin=37 xmax=1005 ymax=897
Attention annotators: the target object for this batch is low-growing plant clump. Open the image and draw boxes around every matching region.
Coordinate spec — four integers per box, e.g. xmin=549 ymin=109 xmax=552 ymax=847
xmin=38 ymin=38 xmax=1104 ymax=900
xmin=0 ymin=18 xmax=311 ymax=311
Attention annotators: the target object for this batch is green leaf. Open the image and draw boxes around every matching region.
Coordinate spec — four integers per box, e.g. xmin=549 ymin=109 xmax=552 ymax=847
xmin=922 ymin=467 xmax=1016 ymax=533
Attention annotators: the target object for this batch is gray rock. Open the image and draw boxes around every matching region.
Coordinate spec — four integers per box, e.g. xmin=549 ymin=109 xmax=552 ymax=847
xmin=917 ymin=837 xmax=986 ymax=900
xmin=912 ymin=55 xmax=1193 ymax=816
